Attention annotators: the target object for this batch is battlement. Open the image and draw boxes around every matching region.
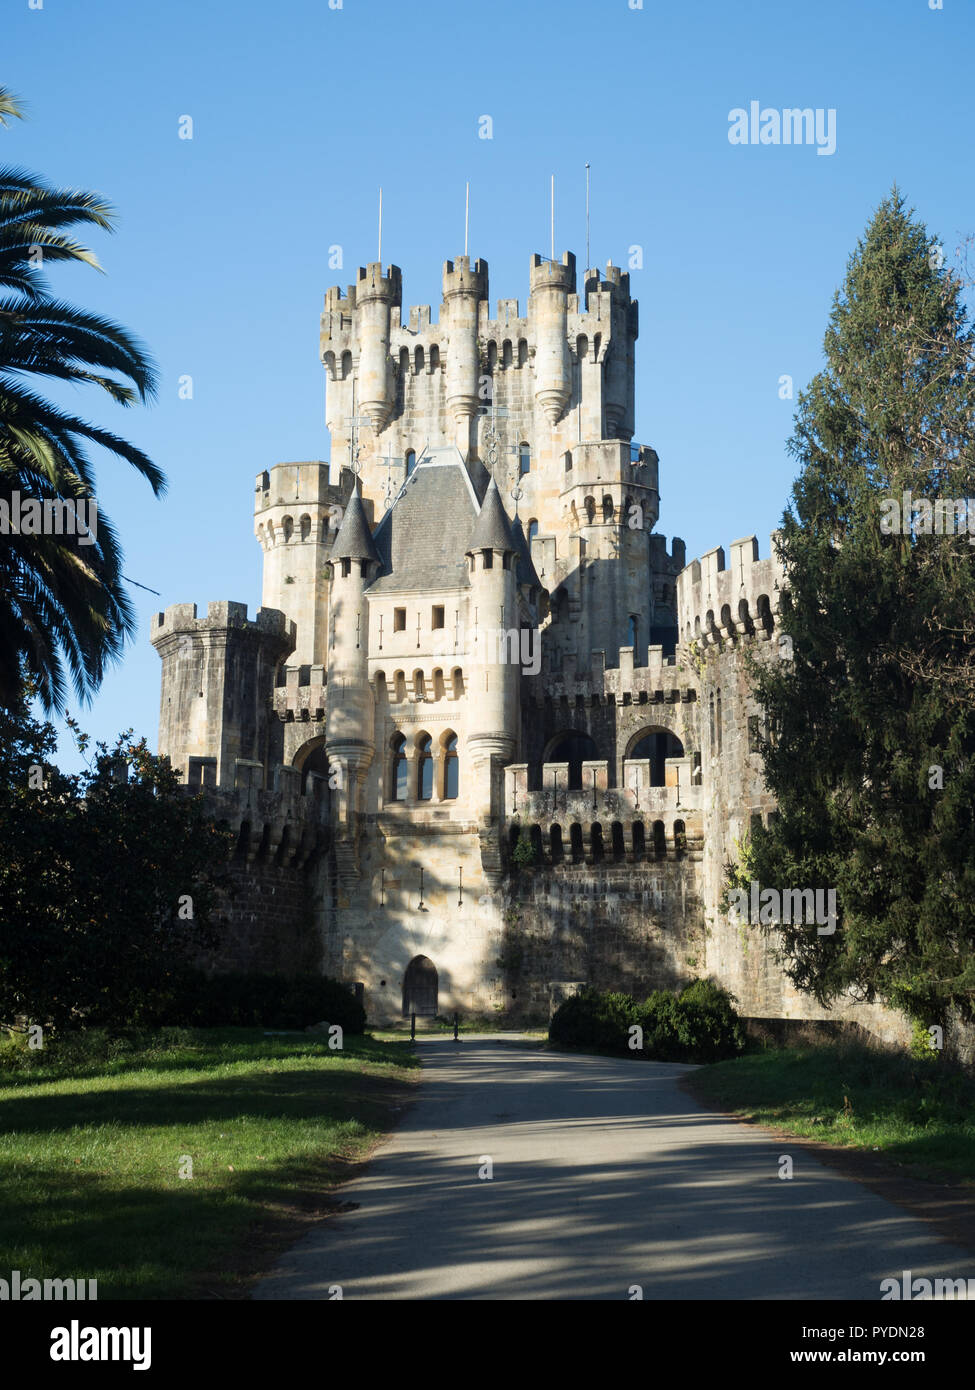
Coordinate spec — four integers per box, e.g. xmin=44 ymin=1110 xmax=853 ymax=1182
xmin=354 ymin=261 xmax=402 ymax=303
xmin=254 ymin=461 xmax=336 ymax=512
xmin=583 ymin=263 xmax=632 ymax=307
xmin=442 ymin=255 xmax=488 ymax=299
xmin=565 ymin=441 xmax=658 ymax=496
xmin=150 ymin=600 xmax=294 ymax=647
xmin=676 ymin=533 xmax=785 ymax=649
xmin=272 ymin=665 xmax=327 ymax=722
xmin=648 ymin=533 xmax=687 ymax=574
xmin=528 ymin=646 xmax=697 ymax=707
xmin=178 ymin=761 xmax=330 ymax=868
xmin=529 ymin=250 xmax=576 ymax=293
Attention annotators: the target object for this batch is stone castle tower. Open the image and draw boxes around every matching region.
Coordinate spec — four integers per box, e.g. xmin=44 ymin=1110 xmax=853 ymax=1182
xmin=152 ymin=246 xmax=907 ymax=1042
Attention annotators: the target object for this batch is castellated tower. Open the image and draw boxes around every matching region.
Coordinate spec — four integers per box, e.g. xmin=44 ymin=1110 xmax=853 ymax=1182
xmin=152 ymin=241 xmax=910 ymax=1045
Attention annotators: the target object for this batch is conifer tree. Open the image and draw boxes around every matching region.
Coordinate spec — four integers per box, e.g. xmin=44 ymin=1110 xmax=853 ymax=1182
xmin=738 ymin=189 xmax=975 ymax=1032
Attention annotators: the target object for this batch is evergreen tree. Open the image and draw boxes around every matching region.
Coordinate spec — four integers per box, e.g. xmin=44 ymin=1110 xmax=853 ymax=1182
xmin=737 ymin=189 xmax=975 ymax=1031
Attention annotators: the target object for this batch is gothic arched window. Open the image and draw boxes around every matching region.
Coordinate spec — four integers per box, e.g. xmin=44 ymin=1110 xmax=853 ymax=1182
xmin=391 ymin=735 xmax=407 ymax=802
xmin=519 ymin=442 xmax=531 ymax=475
xmin=405 ymin=449 xmax=416 ymax=478
xmin=443 ymin=734 xmax=458 ymax=799
xmin=528 ymin=519 xmax=539 ymax=545
xmin=417 ymin=735 xmax=433 ymax=800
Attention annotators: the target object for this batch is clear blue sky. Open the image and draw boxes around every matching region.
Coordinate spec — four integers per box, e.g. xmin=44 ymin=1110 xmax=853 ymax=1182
xmin=5 ymin=0 xmax=973 ymax=769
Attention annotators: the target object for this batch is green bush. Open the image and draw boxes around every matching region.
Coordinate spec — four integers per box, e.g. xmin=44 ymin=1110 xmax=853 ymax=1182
xmin=149 ymin=971 xmax=366 ymax=1033
xmin=550 ymin=978 xmax=745 ymax=1063
xmin=549 ymin=988 xmax=637 ymax=1051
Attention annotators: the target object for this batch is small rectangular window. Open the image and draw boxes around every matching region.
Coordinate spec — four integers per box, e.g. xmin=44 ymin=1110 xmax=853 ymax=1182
xmin=432 ymin=605 xmax=445 ymax=630
xmin=748 ymin=715 xmax=761 ymax=753
xmin=393 ymin=608 xmax=406 ymax=632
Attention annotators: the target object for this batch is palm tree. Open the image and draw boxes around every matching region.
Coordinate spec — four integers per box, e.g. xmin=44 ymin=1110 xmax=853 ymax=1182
xmin=0 ymin=86 xmax=162 ymax=710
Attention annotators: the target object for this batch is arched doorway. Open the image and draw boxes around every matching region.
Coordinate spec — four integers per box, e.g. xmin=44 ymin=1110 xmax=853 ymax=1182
xmin=545 ymin=730 xmax=598 ymax=791
xmin=627 ymin=728 xmax=684 ymax=787
xmin=403 ymin=955 xmax=438 ymax=1018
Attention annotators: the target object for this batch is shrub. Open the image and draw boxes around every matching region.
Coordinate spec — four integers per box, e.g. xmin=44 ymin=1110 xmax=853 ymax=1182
xmin=672 ymin=978 xmax=746 ymax=1063
xmin=550 ymin=978 xmax=745 ymax=1063
xmin=549 ymin=988 xmax=637 ymax=1051
xmin=149 ymin=971 xmax=366 ymax=1033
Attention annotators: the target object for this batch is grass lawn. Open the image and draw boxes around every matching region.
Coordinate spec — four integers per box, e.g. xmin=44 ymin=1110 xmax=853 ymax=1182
xmin=0 ymin=1027 xmax=419 ymax=1299
xmin=684 ymin=1043 xmax=975 ymax=1184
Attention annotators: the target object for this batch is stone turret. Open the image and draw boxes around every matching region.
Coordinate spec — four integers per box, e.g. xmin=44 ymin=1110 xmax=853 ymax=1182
xmin=354 ymin=262 xmax=402 ymax=434
xmin=325 ymin=484 xmax=381 ymax=828
xmin=465 ymin=477 xmax=520 ymax=815
xmin=529 ymin=251 xmax=575 ymax=425
xmin=442 ymin=255 xmax=489 ymax=459
xmin=151 ymin=601 xmax=295 ymax=788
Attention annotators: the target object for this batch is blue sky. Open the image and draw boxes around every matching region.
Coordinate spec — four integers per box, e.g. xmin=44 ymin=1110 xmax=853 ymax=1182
xmin=5 ymin=0 xmax=973 ymax=768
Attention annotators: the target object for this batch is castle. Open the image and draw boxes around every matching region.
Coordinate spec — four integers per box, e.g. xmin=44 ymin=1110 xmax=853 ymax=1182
xmin=151 ymin=247 xmax=907 ymax=1042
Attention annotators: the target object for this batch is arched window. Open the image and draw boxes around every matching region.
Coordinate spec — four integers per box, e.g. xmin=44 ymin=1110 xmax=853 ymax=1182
xmin=674 ymin=819 xmax=687 ymax=854
xmin=591 ymin=824 xmax=605 ymax=861
xmin=300 ymin=514 xmax=311 ymax=541
xmin=611 ymin=822 xmax=625 ymax=860
xmin=417 ymin=735 xmax=433 ymax=800
xmin=391 ymin=735 xmax=407 ymax=802
xmin=429 ymin=344 xmax=440 ymax=371
xmin=585 ymin=496 xmax=596 ymax=524
xmin=502 ymin=339 xmax=513 ymax=368
xmin=546 ymin=731 xmax=598 ymax=792
xmin=414 ymin=345 xmax=424 ymax=374
xmin=451 ymin=667 xmax=464 ymax=698
xmin=518 ymin=338 xmax=528 ymax=366
xmin=433 ymin=668 xmax=445 ymax=701
xmin=443 ymin=734 xmax=458 ymax=799
xmin=340 ymin=350 xmax=352 ymax=379
xmin=405 ymin=449 xmax=416 ymax=477
xmin=519 ymin=443 xmax=531 ymax=475
xmin=632 ymin=821 xmax=646 ymax=858
xmin=629 ymin=728 xmax=684 ymax=787
xmin=652 ymin=820 xmax=666 ymax=857
xmin=602 ymin=495 xmax=614 ymax=523
xmin=528 ymin=519 xmax=539 ymax=545
xmin=413 ymin=670 xmax=425 ymax=700
xmin=550 ymin=824 xmax=564 ymax=863
xmin=282 ymin=515 xmax=294 ymax=543
xmin=570 ymin=823 xmax=584 ymax=864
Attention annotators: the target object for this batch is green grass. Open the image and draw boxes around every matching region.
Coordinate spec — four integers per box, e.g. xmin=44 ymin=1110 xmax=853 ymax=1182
xmin=0 ymin=1027 xmax=418 ymax=1298
xmin=686 ymin=1042 xmax=975 ymax=1183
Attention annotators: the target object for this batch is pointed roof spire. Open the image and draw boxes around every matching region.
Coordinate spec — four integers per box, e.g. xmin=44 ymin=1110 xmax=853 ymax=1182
xmin=467 ymin=476 xmax=516 ymax=554
xmin=510 ymin=514 xmax=542 ymax=589
xmin=330 ymin=483 xmax=382 ymax=565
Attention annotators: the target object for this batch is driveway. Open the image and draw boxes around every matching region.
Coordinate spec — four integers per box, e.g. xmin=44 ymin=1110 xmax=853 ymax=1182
xmin=253 ymin=1035 xmax=975 ymax=1300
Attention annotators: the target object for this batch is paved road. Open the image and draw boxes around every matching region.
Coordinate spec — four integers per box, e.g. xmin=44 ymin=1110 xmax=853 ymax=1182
xmin=253 ymin=1035 xmax=975 ymax=1300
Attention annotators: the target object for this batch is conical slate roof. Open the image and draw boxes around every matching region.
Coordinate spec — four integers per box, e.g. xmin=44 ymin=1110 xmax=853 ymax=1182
xmin=330 ymin=483 xmax=381 ymax=564
xmin=467 ymin=477 xmax=515 ymax=554
xmin=510 ymin=514 xmax=542 ymax=589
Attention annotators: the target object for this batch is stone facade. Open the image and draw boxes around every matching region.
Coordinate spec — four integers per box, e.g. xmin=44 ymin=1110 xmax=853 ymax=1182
xmin=151 ymin=245 xmax=910 ymax=1044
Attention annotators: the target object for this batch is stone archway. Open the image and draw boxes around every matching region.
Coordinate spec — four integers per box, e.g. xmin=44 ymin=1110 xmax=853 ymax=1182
xmin=403 ymin=955 xmax=438 ymax=1018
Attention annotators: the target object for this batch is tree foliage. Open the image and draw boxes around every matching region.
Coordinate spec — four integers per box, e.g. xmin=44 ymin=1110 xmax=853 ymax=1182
xmin=0 ymin=91 xmax=161 ymax=711
xmin=0 ymin=691 xmax=234 ymax=1030
xmin=738 ymin=189 xmax=975 ymax=1028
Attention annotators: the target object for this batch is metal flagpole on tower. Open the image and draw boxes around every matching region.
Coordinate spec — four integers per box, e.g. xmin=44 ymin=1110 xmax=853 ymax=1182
xmin=378 ymin=187 xmax=383 ymax=263
xmin=585 ymin=163 xmax=591 ymax=273
xmin=550 ymin=174 xmax=555 ymax=261
xmin=465 ymin=181 xmax=470 ymax=257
